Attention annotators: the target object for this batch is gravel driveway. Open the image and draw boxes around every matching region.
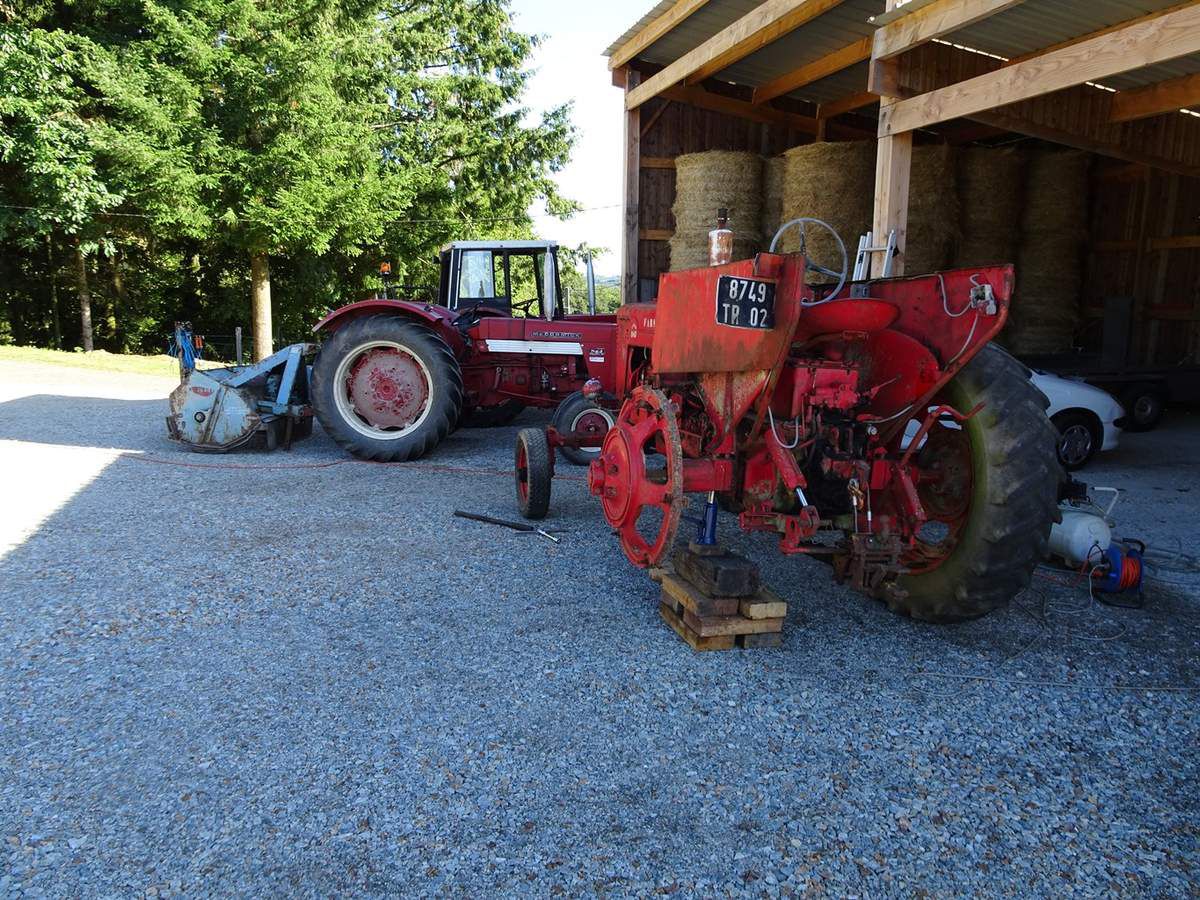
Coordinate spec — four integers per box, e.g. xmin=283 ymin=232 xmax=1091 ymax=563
xmin=1 ymin=358 xmax=1197 ymax=896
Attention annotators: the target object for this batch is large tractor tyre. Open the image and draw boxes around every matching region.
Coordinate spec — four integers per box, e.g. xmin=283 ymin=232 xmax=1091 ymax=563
xmin=892 ymin=344 xmax=1061 ymax=623
xmin=515 ymin=427 xmax=552 ymax=520
xmin=552 ymin=391 xmax=616 ymax=467
xmin=462 ymin=399 xmax=525 ymax=428
xmin=311 ymin=314 xmax=463 ymax=462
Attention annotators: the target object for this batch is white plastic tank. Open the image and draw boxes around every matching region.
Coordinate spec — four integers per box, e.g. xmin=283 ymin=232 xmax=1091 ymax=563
xmin=1048 ymin=508 xmax=1112 ymax=567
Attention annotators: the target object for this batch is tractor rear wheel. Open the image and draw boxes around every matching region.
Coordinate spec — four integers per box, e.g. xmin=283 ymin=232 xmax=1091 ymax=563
xmin=892 ymin=344 xmax=1061 ymax=623
xmin=311 ymin=314 xmax=463 ymax=461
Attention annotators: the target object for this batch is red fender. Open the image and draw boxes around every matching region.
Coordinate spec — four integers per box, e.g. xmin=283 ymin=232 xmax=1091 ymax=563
xmin=311 ymin=299 xmax=465 ymax=354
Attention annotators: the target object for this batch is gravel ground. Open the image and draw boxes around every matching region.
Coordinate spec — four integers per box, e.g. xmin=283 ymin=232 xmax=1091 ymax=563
xmin=1 ymin=358 xmax=1197 ymax=897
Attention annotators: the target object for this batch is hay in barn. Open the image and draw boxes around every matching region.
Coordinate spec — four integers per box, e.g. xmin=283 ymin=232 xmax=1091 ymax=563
xmin=905 ymin=144 xmax=960 ymax=274
xmin=669 ymin=151 xmax=763 ymax=271
xmin=779 ymin=141 xmax=875 ymax=277
xmin=760 ymin=155 xmax=785 ymax=248
xmin=1008 ymin=151 xmax=1090 ymax=354
xmin=954 ymin=147 xmax=1025 ymax=267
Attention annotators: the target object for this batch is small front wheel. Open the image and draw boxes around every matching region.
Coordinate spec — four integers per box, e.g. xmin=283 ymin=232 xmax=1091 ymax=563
xmin=515 ymin=428 xmax=553 ymax=520
xmin=552 ymin=391 xmax=615 ymax=466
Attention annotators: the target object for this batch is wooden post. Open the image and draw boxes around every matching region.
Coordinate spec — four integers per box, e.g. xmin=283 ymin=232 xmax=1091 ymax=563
xmin=871 ymin=127 xmax=911 ymax=276
xmin=250 ymin=252 xmax=273 ymax=362
xmin=621 ymin=68 xmax=642 ymax=305
xmin=870 ymin=0 xmax=910 ymax=277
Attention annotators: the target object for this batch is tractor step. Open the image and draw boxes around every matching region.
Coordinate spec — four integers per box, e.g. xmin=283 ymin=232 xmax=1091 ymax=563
xmin=656 ymin=555 xmax=786 ymax=652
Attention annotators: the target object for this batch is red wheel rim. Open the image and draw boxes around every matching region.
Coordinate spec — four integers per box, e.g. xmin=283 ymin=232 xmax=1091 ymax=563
xmin=337 ymin=343 xmax=432 ymax=436
xmin=593 ymin=387 xmax=683 ymax=567
xmin=904 ymin=417 xmax=975 ymax=574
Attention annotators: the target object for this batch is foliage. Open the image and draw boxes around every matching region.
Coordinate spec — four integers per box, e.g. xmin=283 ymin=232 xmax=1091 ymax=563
xmin=0 ymin=0 xmax=577 ymax=351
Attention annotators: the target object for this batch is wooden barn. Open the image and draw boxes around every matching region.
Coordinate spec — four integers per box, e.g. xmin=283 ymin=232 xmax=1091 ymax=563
xmin=604 ymin=0 xmax=1200 ymax=416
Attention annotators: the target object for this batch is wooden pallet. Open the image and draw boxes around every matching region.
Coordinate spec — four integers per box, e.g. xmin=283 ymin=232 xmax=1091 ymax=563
xmin=658 ymin=571 xmax=787 ymax=651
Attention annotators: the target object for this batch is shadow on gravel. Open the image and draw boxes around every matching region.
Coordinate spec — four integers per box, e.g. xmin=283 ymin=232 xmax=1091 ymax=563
xmin=0 ymin=394 xmax=168 ymax=452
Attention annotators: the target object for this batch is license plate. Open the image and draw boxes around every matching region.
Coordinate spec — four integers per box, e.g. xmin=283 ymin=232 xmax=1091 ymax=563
xmin=715 ymin=276 xmax=776 ymax=329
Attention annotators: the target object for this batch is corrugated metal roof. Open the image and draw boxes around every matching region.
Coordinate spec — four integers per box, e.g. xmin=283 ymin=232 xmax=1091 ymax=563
xmin=605 ymin=0 xmax=1200 ymax=113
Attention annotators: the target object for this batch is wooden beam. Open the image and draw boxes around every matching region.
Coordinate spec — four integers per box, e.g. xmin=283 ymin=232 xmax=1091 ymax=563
xmin=609 ymin=0 xmax=712 ymax=70
xmin=660 ymin=84 xmax=818 ymax=131
xmin=1110 ymin=71 xmax=1200 ymax=123
xmin=1151 ymin=234 xmax=1200 ymax=250
xmin=622 ymin=70 xmax=641 ymax=306
xmin=640 ymin=228 xmax=674 ymax=241
xmin=753 ymin=36 xmax=872 ymax=105
xmin=1003 ymin=0 xmax=1197 ymax=66
xmin=967 ymin=108 xmax=1200 ymax=179
xmin=639 ymin=100 xmax=672 ymax=138
xmin=878 ymin=3 xmax=1200 ymax=136
xmin=872 ymin=0 xmax=1025 ymax=60
xmin=871 ymin=123 xmax=912 ymax=276
xmin=817 ymin=90 xmax=879 ymax=120
xmin=641 ymin=156 xmax=677 ymax=169
xmin=626 ymin=0 xmax=847 ymax=109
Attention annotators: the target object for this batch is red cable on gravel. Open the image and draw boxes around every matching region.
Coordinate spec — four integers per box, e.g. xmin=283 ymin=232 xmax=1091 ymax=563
xmin=121 ymin=452 xmax=589 ymax=481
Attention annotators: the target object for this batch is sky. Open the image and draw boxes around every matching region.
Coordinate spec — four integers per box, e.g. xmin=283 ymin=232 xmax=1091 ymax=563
xmin=508 ymin=0 xmax=653 ymax=276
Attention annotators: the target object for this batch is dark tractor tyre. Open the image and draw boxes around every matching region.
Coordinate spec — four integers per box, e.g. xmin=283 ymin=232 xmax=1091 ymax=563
xmin=1051 ymin=410 xmax=1101 ymax=471
xmin=551 ymin=391 xmax=616 ymax=467
xmin=515 ymin=428 xmax=552 ymax=520
xmin=462 ymin=399 xmax=525 ymax=428
xmin=1120 ymin=385 xmax=1166 ymax=432
xmin=310 ymin=314 xmax=463 ymax=462
xmin=892 ymin=344 xmax=1061 ymax=624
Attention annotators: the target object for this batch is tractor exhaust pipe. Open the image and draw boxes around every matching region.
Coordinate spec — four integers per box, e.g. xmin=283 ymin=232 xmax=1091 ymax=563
xmin=708 ymin=208 xmax=733 ymax=267
xmin=586 ymin=251 xmax=596 ymax=315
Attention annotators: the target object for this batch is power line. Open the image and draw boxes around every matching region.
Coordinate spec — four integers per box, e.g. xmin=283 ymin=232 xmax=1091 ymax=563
xmin=0 ymin=202 xmax=623 ymax=225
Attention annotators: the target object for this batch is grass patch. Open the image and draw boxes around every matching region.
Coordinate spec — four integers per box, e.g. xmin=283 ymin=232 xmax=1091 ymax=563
xmin=0 ymin=345 xmax=220 ymax=378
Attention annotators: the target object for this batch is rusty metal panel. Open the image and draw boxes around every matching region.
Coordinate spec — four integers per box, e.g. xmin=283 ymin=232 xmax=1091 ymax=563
xmin=651 ymin=254 xmax=805 ymax=373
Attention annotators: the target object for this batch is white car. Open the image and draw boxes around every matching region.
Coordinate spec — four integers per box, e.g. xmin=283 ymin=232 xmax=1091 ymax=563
xmin=1031 ymin=371 xmax=1124 ymax=471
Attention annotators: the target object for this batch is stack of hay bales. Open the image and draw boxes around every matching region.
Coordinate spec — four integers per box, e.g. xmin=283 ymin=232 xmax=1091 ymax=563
xmin=760 ymin=156 xmax=785 ymax=248
xmin=954 ymin=147 xmax=1026 ymax=267
xmin=669 ymin=151 xmax=763 ymax=271
xmin=1009 ymin=151 xmax=1090 ymax=354
xmin=778 ymin=141 xmax=875 ymax=276
xmin=905 ymin=145 xmax=960 ymax=274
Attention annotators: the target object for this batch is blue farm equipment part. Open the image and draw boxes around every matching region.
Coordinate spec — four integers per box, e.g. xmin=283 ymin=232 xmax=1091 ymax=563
xmin=166 ymin=323 xmax=316 ymax=452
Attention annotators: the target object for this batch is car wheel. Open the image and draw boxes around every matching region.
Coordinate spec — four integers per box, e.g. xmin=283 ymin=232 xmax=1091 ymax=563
xmin=1051 ymin=411 xmax=1100 ymax=471
xmin=1119 ymin=386 xmax=1165 ymax=432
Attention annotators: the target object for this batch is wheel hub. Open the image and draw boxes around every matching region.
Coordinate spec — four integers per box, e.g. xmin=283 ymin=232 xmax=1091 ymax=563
xmin=347 ymin=347 xmax=429 ymax=429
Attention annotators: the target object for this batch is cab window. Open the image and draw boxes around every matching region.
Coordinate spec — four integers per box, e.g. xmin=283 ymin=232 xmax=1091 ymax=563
xmin=457 ymin=250 xmax=507 ymax=309
xmin=506 ymin=252 xmax=543 ymax=318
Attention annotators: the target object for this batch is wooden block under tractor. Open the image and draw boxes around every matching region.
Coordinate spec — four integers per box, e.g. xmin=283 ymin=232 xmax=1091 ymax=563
xmin=738 ymin=632 xmax=783 ymax=649
xmin=660 ymin=574 xmax=741 ymax=618
xmin=648 ymin=563 xmax=674 ymax=584
xmin=682 ymin=609 xmax=784 ymax=638
xmin=659 ymin=602 xmax=736 ymax=651
xmin=740 ymin=587 xmax=788 ymax=621
xmin=673 ymin=546 xmax=760 ymax=598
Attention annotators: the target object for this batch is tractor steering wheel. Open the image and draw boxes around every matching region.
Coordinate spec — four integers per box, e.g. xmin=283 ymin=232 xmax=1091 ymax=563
xmin=512 ymin=297 xmax=538 ymax=316
xmin=769 ymin=217 xmax=849 ymax=305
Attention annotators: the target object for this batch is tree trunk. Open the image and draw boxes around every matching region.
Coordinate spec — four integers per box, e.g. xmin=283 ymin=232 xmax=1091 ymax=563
xmin=250 ymin=252 xmax=272 ymax=361
xmin=48 ymin=237 xmax=61 ymax=349
xmin=74 ymin=239 xmax=94 ymax=352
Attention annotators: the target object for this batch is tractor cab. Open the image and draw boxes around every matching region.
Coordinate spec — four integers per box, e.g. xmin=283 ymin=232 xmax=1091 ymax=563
xmin=438 ymin=240 xmax=564 ymax=320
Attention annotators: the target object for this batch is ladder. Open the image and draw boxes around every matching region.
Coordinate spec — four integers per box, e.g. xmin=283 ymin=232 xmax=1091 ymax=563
xmin=853 ymin=230 xmax=897 ymax=281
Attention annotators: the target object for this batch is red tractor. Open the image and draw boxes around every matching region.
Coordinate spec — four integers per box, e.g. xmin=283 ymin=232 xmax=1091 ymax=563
xmin=513 ymin=221 xmax=1061 ymax=622
xmin=310 ymin=240 xmax=617 ymax=463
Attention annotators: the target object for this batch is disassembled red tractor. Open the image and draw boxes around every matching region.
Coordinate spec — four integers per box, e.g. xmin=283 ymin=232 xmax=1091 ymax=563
xmin=515 ymin=221 xmax=1060 ymax=622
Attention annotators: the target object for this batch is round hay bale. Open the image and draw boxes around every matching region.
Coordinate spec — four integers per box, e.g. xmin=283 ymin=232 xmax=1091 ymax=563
xmin=669 ymin=151 xmax=763 ymax=271
xmin=761 ymin=155 xmax=785 ymax=248
xmin=954 ymin=147 xmax=1025 ymax=267
xmin=779 ymin=141 xmax=875 ymax=276
xmin=1008 ymin=150 xmax=1090 ymax=354
xmin=905 ymin=144 xmax=960 ymax=274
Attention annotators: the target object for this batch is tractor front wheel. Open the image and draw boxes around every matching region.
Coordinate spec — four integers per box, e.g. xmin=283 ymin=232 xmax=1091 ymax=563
xmin=893 ymin=345 xmax=1061 ymax=623
xmin=515 ymin=428 xmax=552 ymax=519
xmin=552 ymin=391 xmax=615 ymax=466
xmin=311 ymin=314 xmax=463 ymax=461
